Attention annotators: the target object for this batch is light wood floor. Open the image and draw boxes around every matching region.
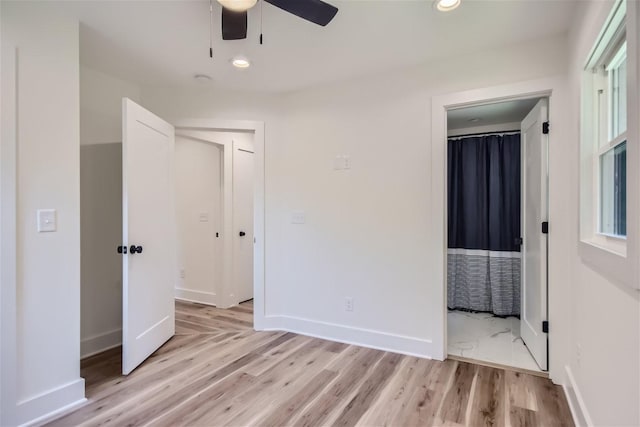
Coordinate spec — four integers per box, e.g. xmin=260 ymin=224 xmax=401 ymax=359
xmin=48 ymin=300 xmax=573 ymax=427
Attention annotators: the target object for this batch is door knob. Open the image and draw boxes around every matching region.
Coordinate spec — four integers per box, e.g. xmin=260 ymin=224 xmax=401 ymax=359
xmin=117 ymin=245 xmax=127 ymax=254
xmin=239 ymin=231 xmax=246 ymax=237
xmin=130 ymin=245 xmax=143 ymax=254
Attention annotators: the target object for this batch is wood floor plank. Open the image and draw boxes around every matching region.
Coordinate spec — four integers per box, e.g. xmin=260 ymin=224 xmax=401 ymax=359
xmin=83 ymin=333 xmax=226 ymax=397
xmin=259 ymin=369 xmax=338 ymax=427
xmin=174 ymin=311 xmax=236 ymax=329
xmin=50 ymin=333 xmax=249 ymax=426
xmin=46 ymin=301 xmax=574 ymax=427
xmin=294 ymin=347 xmax=385 ymax=427
xmin=505 ymin=370 xmax=538 ymax=411
xmin=228 ymin=305 xmax=253 ymax=314
xmin=243 ymin=335 xmax=312 ymax=376
xmin=146 ymin=371 xmax=259 ymax=427
xmin=325 ymin=341 xmax=349 ymax=354
xmin=175 ymin=318 xmax=220 ymax=334
xmin=81 ymin=346 xmax=122 ymax=368
xmin=332 ymin=351 xmax=403 ymax=427
xmin=509 ymin=406 xmax=538 ymax=427
xmin=90 ymin=351 xmax=264 ymax=427
xmin=403 ymin=359 xmax=458 ymax=427
xmin=438 ymin=361 xmax=478 ymax=425
xmin=221 ymin=340 xmax=342 ymax=426
xmin=527 ymin=375 xmax=574 ymax=427
xmin=469 ymin=365 xmax=505 ymax=427
xmin=357 ymin=356 xmax=436 ymax=426
xmin=215 ymin=314 xmax=254 ymax=327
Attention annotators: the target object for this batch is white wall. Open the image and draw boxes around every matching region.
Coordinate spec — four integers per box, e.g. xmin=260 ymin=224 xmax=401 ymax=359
xmin=80 ymin=144 xmax=122 ymax=358
xmin=268 ymin=36 xmax=569 ymax=356
xmin=79 ymin=66 xmax=140 ymax=358
xmin=563 ymin=1 xmax=640 ymax=425
xmin=81 ymin=65 xmax=141 ymax=145
xmin=175 ymin=136 xmax=223 ymax=306
xmin=142 ymin=34 xmax=569 ymax=356
xmin=1 ymin=2 xmax=85 ymax=425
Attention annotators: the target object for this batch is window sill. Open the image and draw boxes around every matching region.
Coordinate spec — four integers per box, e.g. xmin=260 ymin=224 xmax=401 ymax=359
xmin=578 ymin=237 xmax=637 ymax=290
xmin=582 ymin=234 xmax=627 ymax=257
xmin=596 ymin=231 xmax=627 ymax=241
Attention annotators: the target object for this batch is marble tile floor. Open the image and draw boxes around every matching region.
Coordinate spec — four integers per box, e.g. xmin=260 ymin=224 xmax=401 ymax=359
xmin=447 ymin=309 xmax=542 ymax=373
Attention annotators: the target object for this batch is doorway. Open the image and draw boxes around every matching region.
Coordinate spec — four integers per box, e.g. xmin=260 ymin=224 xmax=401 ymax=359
xmin=173 ymin=128 xmax=256 ymax=309
xmin=79 ymin=99 xmax=264 ymax=380
xmin=444 ymin=97 xmax=549 ymax=373
xmin=176 ymin=127 xmax=255 ymax=308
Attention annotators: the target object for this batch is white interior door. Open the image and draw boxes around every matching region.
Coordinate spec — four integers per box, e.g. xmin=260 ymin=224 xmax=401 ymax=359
xmin=232 ymin=141 xmax=254 ymax=304
xmin=122 ymin=98 xmax=176 ymax=375
xmin=520 ymin=98 xmax=549 ymax=371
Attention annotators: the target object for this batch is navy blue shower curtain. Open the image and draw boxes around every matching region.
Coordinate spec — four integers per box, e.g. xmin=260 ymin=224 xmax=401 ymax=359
xmin=447 ymin=133 xmax=521 ymax=316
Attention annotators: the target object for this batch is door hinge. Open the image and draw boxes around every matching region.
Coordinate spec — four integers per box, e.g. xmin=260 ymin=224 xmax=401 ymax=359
xmin=542 ymin=321 xmax=549 ymax=333
xmin=542 ymin=121 xmax=549 ymax=134
xmin=541 ymin=221 xmax=549 ymax=234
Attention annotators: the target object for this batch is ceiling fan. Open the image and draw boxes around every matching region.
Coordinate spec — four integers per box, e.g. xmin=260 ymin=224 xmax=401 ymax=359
xmin=217 ymin=0 xmax=339 ymax=41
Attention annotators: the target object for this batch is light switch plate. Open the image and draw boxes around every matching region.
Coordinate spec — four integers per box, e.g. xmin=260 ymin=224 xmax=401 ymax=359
xmin=332 ymin=156 xmax=344 ymax=170
xmin=343 ymin=155 xmax=351 ymax=170
xmin=37 ymin=209 xmax=57 ymax=232
xmin=332 ymin=155 xmax=351 ymax=170
xmin=291 ymin=211 xmax=306 ymax=224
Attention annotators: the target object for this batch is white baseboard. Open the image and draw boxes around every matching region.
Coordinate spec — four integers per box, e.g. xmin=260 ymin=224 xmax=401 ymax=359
xmin=261 ymin=315 xmax=434 ymax=358
xmin=81 ymin=328 xmax=122 ymax=359
xmin=563 ymin=365 xmax=592 ymax=427
xmin=16 ymin=378 xmax=85 ymax=427
xmin=174 ymin=288 xmax=217 ymax=306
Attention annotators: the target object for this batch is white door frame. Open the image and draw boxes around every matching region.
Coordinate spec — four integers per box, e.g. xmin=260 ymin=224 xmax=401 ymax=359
xmin=1 ymin=45 xmax=19 ymax=426
xmin=173 ymin=119 xmax=265 ymax=330
xmin=431 ymin=76 xmax=565 ymax=382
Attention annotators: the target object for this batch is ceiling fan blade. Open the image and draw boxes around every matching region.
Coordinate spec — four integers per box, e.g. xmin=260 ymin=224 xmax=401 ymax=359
xmin=264 ymin=0 xmax=338 ymax=26
xmin=222 ymin=8 xmax=247 ymax=40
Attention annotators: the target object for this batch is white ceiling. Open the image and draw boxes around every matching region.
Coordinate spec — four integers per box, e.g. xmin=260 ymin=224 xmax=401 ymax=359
xmin=447 ymin=98 xmax=540 ymax=129
xmin=58 ymin=0 xmax=580 ymax=93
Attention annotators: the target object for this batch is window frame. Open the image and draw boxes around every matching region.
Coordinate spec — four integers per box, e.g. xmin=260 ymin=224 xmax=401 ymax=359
xmin=579 ymin=0 xmax=640 ymax=289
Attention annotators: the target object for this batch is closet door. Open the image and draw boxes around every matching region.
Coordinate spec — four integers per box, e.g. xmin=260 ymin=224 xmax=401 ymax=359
xmin=121 ymin=98 xmax=176 ymax=375
xmin=232 ymin=140 xmax=254 ymax=304
xmin=520 ymin=98 xmax=549 ymax=371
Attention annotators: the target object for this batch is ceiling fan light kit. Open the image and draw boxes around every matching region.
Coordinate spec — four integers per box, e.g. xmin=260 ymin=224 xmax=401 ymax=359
xmin=220 ymin=0 xmax=339 ymax=41
xmin=217 ymin=0 xmax=258 ymax=12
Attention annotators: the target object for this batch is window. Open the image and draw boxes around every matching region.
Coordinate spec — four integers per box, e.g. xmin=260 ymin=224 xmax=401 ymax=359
xmin=579 ymin=0 xmax=639 ymax=288
xmin=596 ymin=42 xmax=627 ymax=238
xmin=581 ymin=0 xmax=629 ymax=256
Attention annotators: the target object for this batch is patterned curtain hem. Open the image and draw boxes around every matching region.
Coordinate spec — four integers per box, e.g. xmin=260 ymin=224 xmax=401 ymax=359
xmin=447 ymin=248 xmax=521 ymax=316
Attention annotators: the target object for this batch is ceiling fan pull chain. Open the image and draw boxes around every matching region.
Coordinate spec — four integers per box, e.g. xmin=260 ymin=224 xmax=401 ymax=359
xmin=209 ymin=0 xmax=214 ymax=58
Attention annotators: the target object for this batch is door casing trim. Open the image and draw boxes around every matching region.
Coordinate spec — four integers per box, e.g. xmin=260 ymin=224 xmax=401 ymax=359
xmin=431 ymin=76 xmax=566 ymax=385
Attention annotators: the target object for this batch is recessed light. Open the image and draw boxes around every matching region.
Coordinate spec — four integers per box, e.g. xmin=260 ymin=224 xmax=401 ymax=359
xmin=231 ymin=57 xmax=251 ymax=69
xmin=435 ymin=0 xmax=461 ymax=12
xmin=194 ymin=74 xmax=212 ymax=82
